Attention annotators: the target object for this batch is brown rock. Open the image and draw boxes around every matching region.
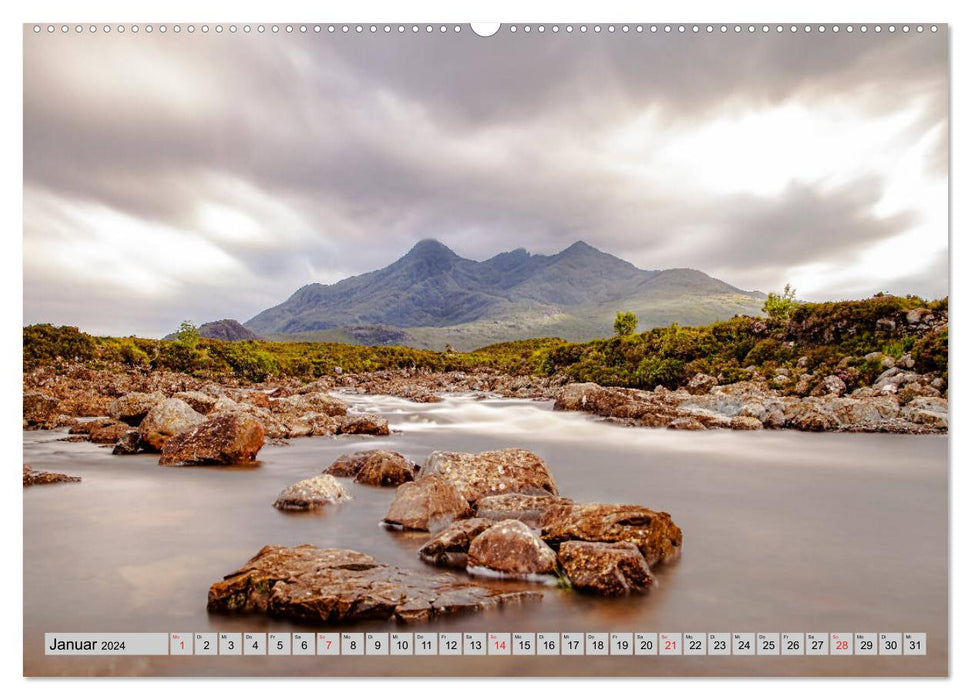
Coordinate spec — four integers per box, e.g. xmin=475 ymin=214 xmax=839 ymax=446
xmin=271 ymin=393 xmax=348 ymax=418
xmin=419 ymin=448 xmax=558 ymax=504
xmin=108 ymin=391 xmax=166 ymax=426
xmin=667 ymin=418 xmax=706 ymax=431
xmin=686 ymin=373 xmax=718 ymax=395
xmin=786 ymin=404 xmax=839 ymax=432
xmin=467 ymin=519 xmax=558 ymax=578
xmin=336 ymin=414 xmax=390 ymax=436
xmin=207 ymin=545 xmax=540 ymax=625
xmin=23 ymin=464 xmax=80 ymax=486
xmin=273 ymin=474 xmax=350 ymax=510
xmin=159 ymin=414 xmax=265 ymax=465
xmin=173 ymin=391 xmax=218 ymax=414
xmin=88 ymin=421 xmax=131 ymax=444
xmin=354 ymin=451 xmax=415 ymax=487
xmin=557 ymin=541 xmax=655 ymax=596
xmin=729 ymin=416 xmax=763 ymax=430
xmin=112 ymin=430 xmax=141 ymax=455
xmin=540 ymin=503 xmax=683 ymax=567
xmin=138 ymin=398 xmax=207 ymax=451
xmin=382 ymin=475 xmax=472 ymax=531
xmin=418 ymin=518 xmax=494 ymax=569
xmin=23 ymin=393 xmax=60 ymax=425
xmin=474 ymin=493 xmax=574 ymax=527
xmin=324 ymin=450 xmax=381 ymax=477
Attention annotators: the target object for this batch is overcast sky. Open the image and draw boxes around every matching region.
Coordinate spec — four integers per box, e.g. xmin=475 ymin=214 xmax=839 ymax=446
xmin=24 ymin=25 xmax=948 ymax=337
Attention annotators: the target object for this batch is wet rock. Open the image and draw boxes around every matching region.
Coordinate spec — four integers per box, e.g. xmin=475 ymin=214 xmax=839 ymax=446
xmin=24 ymin=393 xmax=60 ymax=425
xmin=540 ymin=503 xmax=683 ymax=567
xmin=173 ymin=391 xmax=218 ymax=415
xmin=353 ymin=451 xmax=415 ymax=487
xmin=686 ymin=373 xmax=717 ymax=395
xmin=207 ymin=544 xmax=540 ymax=625
xmin=474 ymin=493 xmax=574 ymax=528
xmin=324 ymin=450 xmax=382 ymax=477
xmin=112 ymin=430 xmax=141 ymax=455
xmin=419 ymin=448 xmax=559 ymax=504
xmin=86 ymin=422 xmax=131 ymax=444
xmin=557 ymin=541 xmax=654 ymax=596
xmin=273 ymin=474 xmax=350 ymax=510
xmin=108 ymin=391 xmax=166 ymax=426
xmin=764 ymin=409 xmax=787 ymax=429
xmin=382 ymin=475 xmax=472 ymax=531
xmin=336 ymin=413 xmax=390 ymax=436
xmin=467 ymin=519 xmax=558 ymax=578
xmin=729 ymin=416 xmax=763 ymax=430
xmin=418 ymin=518 xmax=494 ymax=569
xmin=23 ymin=464 xmax=80 ymax=486
xmin=667 ymin=418 xmax=705 ymax=431
xmin=159 ymin=414 xmax=265 ymax=465
xmin=138 ymin=398 xmax=206 ymax=451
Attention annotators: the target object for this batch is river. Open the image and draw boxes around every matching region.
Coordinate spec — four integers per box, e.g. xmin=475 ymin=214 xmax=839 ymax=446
xmin=23 ymin=393 xmax=948 ymax=676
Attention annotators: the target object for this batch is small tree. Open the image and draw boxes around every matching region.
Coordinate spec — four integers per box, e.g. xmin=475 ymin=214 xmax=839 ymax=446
xmin=614 ymin=311 xmax=638 ymax=336
xmin=763 ymin=284 xmax=797 ymax=320
xmin=175 ymin=320 xmax=201 ymax=349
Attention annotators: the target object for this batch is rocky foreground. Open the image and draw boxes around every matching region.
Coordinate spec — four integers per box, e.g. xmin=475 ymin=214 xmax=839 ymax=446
xmin=209 ymin=447 xmax=683 ymax=626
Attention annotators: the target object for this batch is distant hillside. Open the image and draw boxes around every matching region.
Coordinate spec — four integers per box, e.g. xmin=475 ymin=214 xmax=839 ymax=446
xmin=246 ymin=239 xmax=766 ymax=350
xmin=164 ymin=319 xmax=260 ymax=342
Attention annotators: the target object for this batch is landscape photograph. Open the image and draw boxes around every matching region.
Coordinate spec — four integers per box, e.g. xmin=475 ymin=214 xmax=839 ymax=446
xmin=22 ymin=22 xmax=948 ymax=677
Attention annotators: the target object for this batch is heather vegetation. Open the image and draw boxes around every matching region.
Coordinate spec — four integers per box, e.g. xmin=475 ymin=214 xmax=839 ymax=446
xmin=23 ymin=294 xmax=947 ymax=395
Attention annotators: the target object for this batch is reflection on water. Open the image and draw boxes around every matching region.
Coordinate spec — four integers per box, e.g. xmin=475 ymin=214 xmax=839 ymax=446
xmin=23 ymin=394 xmax=947 ymax=676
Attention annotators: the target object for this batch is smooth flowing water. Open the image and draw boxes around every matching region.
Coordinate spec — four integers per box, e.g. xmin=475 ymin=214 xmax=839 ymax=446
xmin=23 ymin=394 xmax=948 ymax=676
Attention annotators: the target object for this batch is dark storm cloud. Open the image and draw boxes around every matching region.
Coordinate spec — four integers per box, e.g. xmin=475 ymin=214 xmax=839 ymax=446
xmin=22 ymin=26 xmax=948 ymax=336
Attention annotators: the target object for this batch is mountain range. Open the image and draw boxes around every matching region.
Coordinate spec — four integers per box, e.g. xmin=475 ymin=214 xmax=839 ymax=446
xmin=236 ymin=240 xmax=766 ymax=351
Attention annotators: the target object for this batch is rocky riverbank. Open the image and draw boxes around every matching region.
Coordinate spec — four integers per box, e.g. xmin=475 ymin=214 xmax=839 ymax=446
xmin=23 ymin=347 xmax=946 ymax=438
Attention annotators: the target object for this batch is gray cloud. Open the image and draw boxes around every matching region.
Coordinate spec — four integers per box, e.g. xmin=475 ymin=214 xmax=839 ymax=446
xmin=22 ymin=26 xmax=948 ymax=336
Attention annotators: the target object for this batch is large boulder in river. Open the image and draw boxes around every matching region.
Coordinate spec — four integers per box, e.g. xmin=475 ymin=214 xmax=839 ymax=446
xmin=419 ymin=448 xmax=558 ymax=504
xmin=353 ymin=451 xmax=415 ymax=487
xmin=540 ymin=503 xmax=682 ymax=567
xmin=273 ymin=474 xmax=350 ymax=510
xmin=418 ymin=518 xmax=494 ymax=569
xmin=207 ymin=544 xmax=540 ymax=625
xmin=474 ymin=493 xmax=573 ymax=528
xmin=159 ymin=414 xmax=265 ymax=465
xmin=382 ymin=475 xmax=471 ymax=531
xmin=467 ymin=519 xmax=558 ymax=578
xmin=557 ymin=541 xmax=654 ymax=596
xmin=23 ymin=393 xmax=60 ymax=425
xmin=138 ymin=398 xmax=206 ymax=451
xmin=325 ymin=449 xmax=390 ymax=477
xmin=108 ymin=391 xmax=166 ymax=426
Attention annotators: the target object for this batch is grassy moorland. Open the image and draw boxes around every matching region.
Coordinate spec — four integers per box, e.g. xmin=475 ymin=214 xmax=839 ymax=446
xmin=23 ymin=294 xmax=947 ymax=395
